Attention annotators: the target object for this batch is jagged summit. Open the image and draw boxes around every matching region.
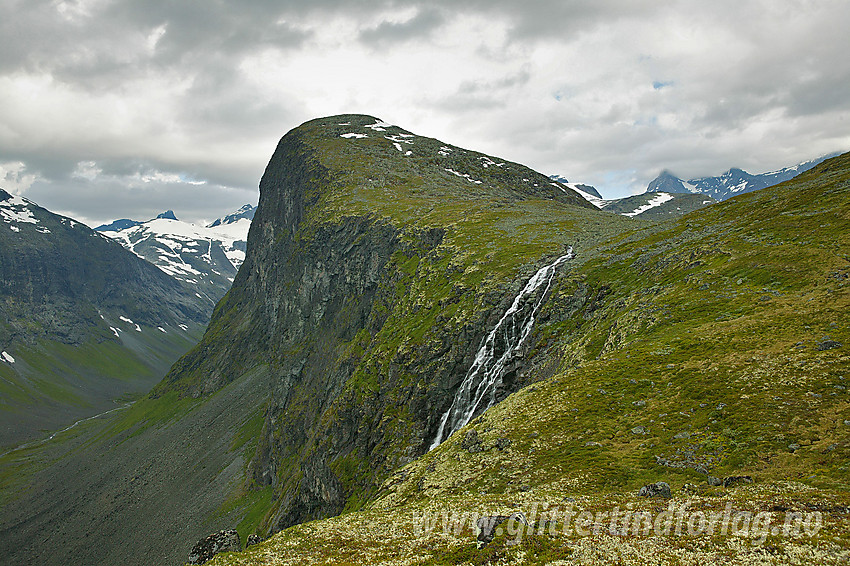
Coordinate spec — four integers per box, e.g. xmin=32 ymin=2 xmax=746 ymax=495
xmin=207 ymin=204 xmax=256 ymax=228
xmin=155 ymin=210 xmax=178 ymax=220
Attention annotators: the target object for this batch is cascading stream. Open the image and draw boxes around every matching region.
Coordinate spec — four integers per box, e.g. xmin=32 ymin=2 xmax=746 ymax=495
xmin=429 ymin=247 xmax=574 ymax=450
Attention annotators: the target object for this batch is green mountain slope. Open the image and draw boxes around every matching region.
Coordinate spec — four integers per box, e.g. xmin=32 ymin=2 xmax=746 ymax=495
xmin=205 ymin=150 xmax=849 ymax=565
xmin=0 ymin=119 xmax=846 ymax=566
xmin=0 ymin=189 xmax=211 ymax=448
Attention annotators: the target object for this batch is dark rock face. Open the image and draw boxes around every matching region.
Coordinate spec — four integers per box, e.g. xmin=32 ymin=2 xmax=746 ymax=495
xmin=187 ymin=530 xmax=241 ymax=564
xmin=154 ymin=117 xmax=573 ymax=535
xmin=638 ymin=481 xmax=672 ymax=498
xmin=476 ymin=512 xmax=528 ymax=548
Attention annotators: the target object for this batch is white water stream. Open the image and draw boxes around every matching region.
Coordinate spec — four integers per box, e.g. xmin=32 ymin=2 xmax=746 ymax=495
xmin=430 ymin=248 xmax=574 ymax=449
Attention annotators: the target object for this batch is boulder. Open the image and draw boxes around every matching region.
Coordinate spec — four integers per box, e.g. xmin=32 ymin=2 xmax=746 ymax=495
xmin=246 ymin=534 xmax=264 ymax=548
xmin=638 ymin=481 xmax=672 ymax=499
xmin=475 ymin=512 xmax=528 ymax=548
xmin=817 ymin=339 xmax=842 ymax=351
xmin=187 ymin=530 xmax=241 ymax=565
xmin=461 ymin=430 xmax=483 ymax=453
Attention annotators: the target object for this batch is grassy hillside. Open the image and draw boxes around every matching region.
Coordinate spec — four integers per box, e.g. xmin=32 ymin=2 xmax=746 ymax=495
xmin=205 ymin=152 xmax=849 ymax=565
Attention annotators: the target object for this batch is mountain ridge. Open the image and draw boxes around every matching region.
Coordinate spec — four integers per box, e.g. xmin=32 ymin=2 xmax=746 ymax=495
xmin=98 ymin=205 xmax=255 ymax=304
xmin=645 ymin=153 xmax=841 ymax=200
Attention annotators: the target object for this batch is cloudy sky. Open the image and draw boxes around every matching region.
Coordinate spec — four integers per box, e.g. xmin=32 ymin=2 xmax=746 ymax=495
xmin=1 ymin=0 xmax=849 ymax=226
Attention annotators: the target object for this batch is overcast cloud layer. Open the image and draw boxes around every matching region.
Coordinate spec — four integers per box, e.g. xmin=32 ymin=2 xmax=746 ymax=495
xmin=1 ymin=0 xmax=849 ymax=226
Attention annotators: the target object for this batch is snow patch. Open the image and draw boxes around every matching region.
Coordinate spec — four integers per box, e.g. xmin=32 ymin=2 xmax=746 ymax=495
xmin=134 ymin=324 xmax=142 ymax=332
xmin=158 ymin=326 xmax=167 ymax=333
xmin=479 ymin=156 xmax=501 ymax=168
xmin=681 ymin=181 xmax=701 ymax=194
xmin=0 ymin=193 xmax=39 ymax=225
xmin=119 ymin=316 xmax=134 ymax=324
xmin=623 ymin=193 xmax=675 ymax=217
xmin=364 ymin=120 xmax=391 ymax=131
xmin=385 ymin=134 xmax=413 ymax=146
xmin=1 ymin=351 xmax=14 ymax=364
xmin=445 ymin=168 xmax=483 ymax=184
xmin=110 ymin=327 xmax=121 ymax=338
xmin=340 ymin=133 xmax=368 ymax=139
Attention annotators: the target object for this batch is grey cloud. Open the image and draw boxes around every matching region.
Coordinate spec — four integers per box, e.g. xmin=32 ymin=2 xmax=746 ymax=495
xmin=2 ymin=0 xmax=849 ymax=215
xmin=24 ymin=173 xmax=258 ymax=228
xmin=358 ymin=8 xmax=444 ymax=45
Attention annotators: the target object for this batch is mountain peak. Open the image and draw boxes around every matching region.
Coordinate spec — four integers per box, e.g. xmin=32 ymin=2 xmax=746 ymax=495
xmin=155 ymin=210 xmax=178 ymax=221
xmin=648 ymin=154 xmax=837 ymax=200
xmin=207 ymin=204 xmax=256 ymax=228
xmin=646 ymin=171 xmax=689 ymax=194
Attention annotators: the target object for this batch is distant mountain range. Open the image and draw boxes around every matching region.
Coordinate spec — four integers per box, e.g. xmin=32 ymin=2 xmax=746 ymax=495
xmin=0 ymin=189 xmax=211 ymax=448
xmin=645 ymin=153 xmax=840 ymax=200
xmin=549 ymin=175 xmax=715 ymax=219
xmin=551 ymin=153 xmax=839 ymax=219
xmin=96 ymin=205 xmax=256 ymax=303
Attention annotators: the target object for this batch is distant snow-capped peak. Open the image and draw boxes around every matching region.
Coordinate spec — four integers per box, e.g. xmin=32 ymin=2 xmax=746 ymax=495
xmin=207 ymin=204 xmax=256 ymax=228
xmin=97 ymin=205 xmax=256 ymax=298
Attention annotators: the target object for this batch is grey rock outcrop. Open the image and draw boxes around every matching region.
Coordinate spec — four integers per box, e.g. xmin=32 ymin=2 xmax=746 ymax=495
xmin=187 ymin=530 xmax=241 ymax=565
xmin=639 ymin=481 xmax=672 ymax=498
xmin=476 ymin=512 xmax=528 ymax=548
xmin=461 ymin=430 xmax=483 ymax=453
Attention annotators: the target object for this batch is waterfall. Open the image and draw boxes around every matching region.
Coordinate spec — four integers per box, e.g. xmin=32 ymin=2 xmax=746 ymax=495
xmin=429 ymin=247 xmax=574 ymax=449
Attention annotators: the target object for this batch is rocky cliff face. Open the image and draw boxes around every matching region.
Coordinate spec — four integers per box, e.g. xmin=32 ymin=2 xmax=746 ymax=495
xmin=156 ymin=115 xmax=610 ymax=532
